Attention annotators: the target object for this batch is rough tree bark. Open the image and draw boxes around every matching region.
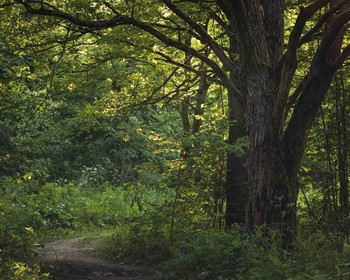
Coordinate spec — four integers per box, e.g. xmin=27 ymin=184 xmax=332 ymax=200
xmin=218 ymin=0 xmax=350 ymax=244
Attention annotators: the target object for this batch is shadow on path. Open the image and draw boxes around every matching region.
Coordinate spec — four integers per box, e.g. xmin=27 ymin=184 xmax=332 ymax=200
xmin=37 ymin=237 xmax=154 ymax=280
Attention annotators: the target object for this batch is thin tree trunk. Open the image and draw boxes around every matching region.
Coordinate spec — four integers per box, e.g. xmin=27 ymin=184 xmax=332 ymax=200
xmin=336 ymin=72 xmax=349 ymax=216
xmin=225 ymin=24 xmax=248 ymax=227
xmin=192 ymin=62 xmax=209 ymax=135
xmin=225 ymin=91 xmax=247 ymax=226
xmin=320 ymin=106 xmax=337 ymax=214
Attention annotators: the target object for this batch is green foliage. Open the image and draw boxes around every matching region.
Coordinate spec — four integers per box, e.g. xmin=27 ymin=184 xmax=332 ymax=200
xmin=94 ymin=205 xmax=347 ymax=280
xmin=0 ymin=261 xmax=48 ymax=280
xmin=0 ymin=215 xmax=48 ymax=279
xmin=0 ymin=179 xmax=140 ymax=233
xmin=0 ymin=178 xmax=141 ymax=276
xmin=161 ymin=230 xmax=254 ymax=280
xmin=104 ymin=226 xmax=172 ymax=266
xmin=0 ymin=227 xmax=38 ymax=264
xmin=158 ymin=230 xmax=349 ymax=280
xmin=102 ymin=184 xmax=176 ymax=265
xmin=299 ymin=69 xmax=350 ymax=238
xmin=102 ymin=227 xmax=350 ymax=279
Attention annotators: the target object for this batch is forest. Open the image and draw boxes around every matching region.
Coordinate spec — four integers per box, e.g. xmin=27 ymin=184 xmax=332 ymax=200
xmin=0 ymin=0 xmax=350 ymax=279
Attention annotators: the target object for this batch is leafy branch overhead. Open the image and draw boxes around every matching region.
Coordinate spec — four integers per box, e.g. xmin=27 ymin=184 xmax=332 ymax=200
xmin=15 ymin=0 xmax=243 ymax=99
xmin=15 ymin=1 xmax=350 ymax=103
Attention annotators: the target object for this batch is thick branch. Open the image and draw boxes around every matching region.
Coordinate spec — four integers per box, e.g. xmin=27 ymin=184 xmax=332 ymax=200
xmin=261 ymin=0 xmax=284 ymax=66
xmin=273 ymin=0 xmax=334 ymax=131
xmin=299 ymin=0 xmax=349 ymax=46
xmin=162 ymin=0 xmax=236 ymax=73
xmin=331 ymin=44 xmax=350 ymax=70
xmin=321 ymin=9 xmax=350 ymax=60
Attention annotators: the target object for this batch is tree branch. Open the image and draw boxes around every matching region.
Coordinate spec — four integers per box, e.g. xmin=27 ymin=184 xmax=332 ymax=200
xmin=282 ymin=0 xmax=332 ymax=67
xmin=283 ymin=74 xmax=308 ymax=121
xmin=161 ymin=0 xmax=236 ymax=73
xmin=139 ymin=67 xmax=180 ymax=105
xmin=298 ymin=0 xmax=349 ymax=46
xmin=16 ymin=0 xmax=243 ymax=101
xmin=273 ymin=0 xmax=333 ymax=129
xmin=320 ymin=9 xmax=350 ymax=61
xmin=331 ymin=44 xmax=350 ymax=70
xmin=282 ymin=1 xmax=350 ymax=195
xmin=208 ymin=9 xmax=230 ymax=35
xmin=103 ymin=2 xmax=120 ymax=15
xmin=153 ymin=51 xmax=214 ymax=80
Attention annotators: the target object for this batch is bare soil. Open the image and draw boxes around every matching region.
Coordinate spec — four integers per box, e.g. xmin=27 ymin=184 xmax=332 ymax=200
xmin=37 ymin=237 xmax=154 ymax=280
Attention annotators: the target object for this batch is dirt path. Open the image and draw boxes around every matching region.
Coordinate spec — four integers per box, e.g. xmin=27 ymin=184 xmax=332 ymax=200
xmin=37 ymin=237 xmax=154 ymax=280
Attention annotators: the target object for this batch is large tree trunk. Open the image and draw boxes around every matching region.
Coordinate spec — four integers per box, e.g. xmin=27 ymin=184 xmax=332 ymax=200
xmin=219 ymin=1 xmax=290 ymax=235
xmin=243 ymin=67 xmax=292 ymax=237
xmin=218 ymin=0 xmax=349 ymax=245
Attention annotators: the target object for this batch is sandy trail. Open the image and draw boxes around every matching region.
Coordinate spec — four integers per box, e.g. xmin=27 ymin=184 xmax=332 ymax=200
xmin=37 ymin=237 xmax=154 ymax=280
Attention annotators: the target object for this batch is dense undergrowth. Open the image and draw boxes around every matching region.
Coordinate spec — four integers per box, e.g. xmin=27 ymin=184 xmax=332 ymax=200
xmin=104 ymin=225 xmax=350 ymax=280
xmin=1 ymin=178 xmax=350 ymax=279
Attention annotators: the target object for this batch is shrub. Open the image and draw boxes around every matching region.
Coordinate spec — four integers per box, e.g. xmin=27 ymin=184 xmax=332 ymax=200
xmin=0 ymin=226 xmax=49 ymax=279
xmin=103 ymin=225 xmax=172 ymax=266
xmin=158 ymin=229 xmax=346 ymax=280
